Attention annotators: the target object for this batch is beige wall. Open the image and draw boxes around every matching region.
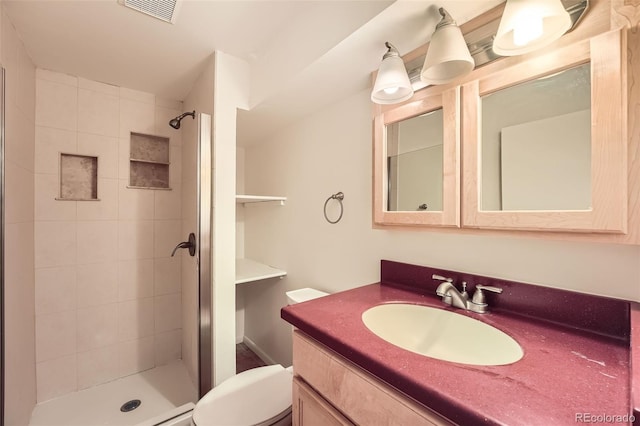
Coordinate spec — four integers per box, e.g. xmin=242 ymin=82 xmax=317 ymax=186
xmin=2 ymin=5 xmax=37 ymax=425
xmin=211 ymin=51 xmax=250 ymax=385
xmin=242 ymin=88 xmax=640 ymax=367
xmin=33 ymin=69 xmax=184 ymax=402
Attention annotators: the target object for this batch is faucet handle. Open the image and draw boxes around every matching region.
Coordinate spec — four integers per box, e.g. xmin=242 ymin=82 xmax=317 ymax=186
xmin=471 ymin=285 xmax=502 ymax=304
xmin=432 ymin=274 xmax=453 ymax=283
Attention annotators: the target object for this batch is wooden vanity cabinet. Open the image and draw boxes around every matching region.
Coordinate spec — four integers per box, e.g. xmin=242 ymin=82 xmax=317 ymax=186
xmin=292 ymin=378 xmax=353 ymax=426
xmin=291 ymin=330 xmax=452 ymax=426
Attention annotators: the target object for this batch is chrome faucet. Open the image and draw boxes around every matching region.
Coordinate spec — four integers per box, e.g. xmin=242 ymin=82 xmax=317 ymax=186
xmin=433 ymin=274 xmax=502 ymax=314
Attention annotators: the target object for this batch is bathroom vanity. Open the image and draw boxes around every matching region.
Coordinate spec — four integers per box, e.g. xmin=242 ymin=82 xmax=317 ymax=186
xmin=282 ymin=260 xmax=634 ymax=425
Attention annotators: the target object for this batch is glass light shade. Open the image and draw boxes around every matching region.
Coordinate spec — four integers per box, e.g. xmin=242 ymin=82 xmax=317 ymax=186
xmin=371 ymin=54 xmax=414 ymax=105
xmin=493 ymin=0 xmax=571 ymax=56
xmin=420 ymin=24 xmax=474 ymax=85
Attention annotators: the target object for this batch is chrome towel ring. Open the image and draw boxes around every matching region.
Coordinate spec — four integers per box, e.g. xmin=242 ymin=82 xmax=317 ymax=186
xmin=324 ymin=192 xmax=344 ymax=224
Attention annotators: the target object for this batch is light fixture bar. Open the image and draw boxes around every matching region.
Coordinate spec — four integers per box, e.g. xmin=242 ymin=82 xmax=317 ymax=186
xmin=405 ymin=0 xmax=587 ymax=90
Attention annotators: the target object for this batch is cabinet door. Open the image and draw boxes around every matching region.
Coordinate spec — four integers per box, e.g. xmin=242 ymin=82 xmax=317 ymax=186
xmin=462 ymin=28 xmax=627 ymax=233
xmin=292 ymin=377 xmax=354 ymax=426
xmin=373 ymin=86 xmax=461 ymax=227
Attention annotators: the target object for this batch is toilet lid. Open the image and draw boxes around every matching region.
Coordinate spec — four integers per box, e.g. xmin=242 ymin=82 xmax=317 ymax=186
xmin=193 ymin=365 xmax=292 ymax=426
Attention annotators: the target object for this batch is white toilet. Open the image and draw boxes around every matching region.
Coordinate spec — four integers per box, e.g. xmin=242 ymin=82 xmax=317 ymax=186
xmin=191 ymin=288 xmax=329 ymax=426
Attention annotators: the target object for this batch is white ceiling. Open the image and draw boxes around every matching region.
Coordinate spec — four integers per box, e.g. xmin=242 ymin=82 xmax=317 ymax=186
xmin=3 ymin=0 xmax=502 ymax=146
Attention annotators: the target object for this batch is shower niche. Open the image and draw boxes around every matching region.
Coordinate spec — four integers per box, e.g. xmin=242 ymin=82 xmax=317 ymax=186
xmin=128 ymin=132 xmax=171 ymax=189
xmin=57 ymin=153 xmax=99 ymax=201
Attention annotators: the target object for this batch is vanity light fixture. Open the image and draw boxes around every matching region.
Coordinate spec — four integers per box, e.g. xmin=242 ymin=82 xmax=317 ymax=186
xmin=493 ymin=0 xmax=572 ymax=56
xmin=420 ymin=8 xmax=474 ymax=85
xmin=371 ymin=42 xmax=414 ymax=105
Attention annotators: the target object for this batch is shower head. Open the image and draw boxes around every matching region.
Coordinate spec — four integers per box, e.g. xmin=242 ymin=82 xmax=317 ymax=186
xmin=169 ymin=110 xmax=195 ymax=129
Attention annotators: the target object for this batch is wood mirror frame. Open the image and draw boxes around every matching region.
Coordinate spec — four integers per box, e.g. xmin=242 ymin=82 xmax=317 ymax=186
xmin=462 ymin=29 xmax=627 ymax=234
xmin=373 ymin=86 xmax=460 ymax=227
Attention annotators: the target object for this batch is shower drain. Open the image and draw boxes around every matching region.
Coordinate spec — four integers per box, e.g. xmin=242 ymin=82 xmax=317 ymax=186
xmin=120 ymin=399 xmax=142 ymax=412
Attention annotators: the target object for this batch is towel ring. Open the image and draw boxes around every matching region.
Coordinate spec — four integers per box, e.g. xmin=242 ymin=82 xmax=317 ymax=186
xmin=324 ymin=192 xmax=344 ymax=224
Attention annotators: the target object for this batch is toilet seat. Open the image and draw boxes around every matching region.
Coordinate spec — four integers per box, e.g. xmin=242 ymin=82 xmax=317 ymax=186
xmin=192 ymin=364 xmax=293 ymax=426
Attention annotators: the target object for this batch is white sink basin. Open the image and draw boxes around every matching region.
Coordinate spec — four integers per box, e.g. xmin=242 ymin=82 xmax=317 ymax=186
xmin=362 ymin=303 xmax=523 ymax=366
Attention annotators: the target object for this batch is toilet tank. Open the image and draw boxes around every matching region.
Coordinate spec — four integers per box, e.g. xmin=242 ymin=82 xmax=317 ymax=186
xmin=286 ymin=288 xmax=328 ymax=305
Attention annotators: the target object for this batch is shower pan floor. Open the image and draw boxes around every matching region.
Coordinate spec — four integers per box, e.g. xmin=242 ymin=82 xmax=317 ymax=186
xmin=29 ymin=360 xmax=198 ymax=426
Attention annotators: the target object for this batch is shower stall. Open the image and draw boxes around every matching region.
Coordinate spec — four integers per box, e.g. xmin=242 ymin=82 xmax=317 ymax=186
xmin=0 ymin=62 xmax=215 ymax=425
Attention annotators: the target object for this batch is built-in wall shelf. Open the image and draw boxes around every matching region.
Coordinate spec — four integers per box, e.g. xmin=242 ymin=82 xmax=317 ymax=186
xmin=236 ymin=195 xmax=287 ymax=205
xmin=236 ymin=258 xmax=287 ymax=285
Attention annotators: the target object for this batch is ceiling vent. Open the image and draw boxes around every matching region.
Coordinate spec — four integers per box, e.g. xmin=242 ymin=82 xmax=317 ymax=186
xmin=120 ymin=0 xmax=180 ymax=24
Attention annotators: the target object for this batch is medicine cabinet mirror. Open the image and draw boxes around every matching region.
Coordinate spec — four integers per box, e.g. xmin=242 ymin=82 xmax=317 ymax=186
xmin=387 ymin=108 xmax=444 ymax=212
xmin=480 ymin=64 xmax=591 ymax=212
xmin=373 ymin=28 xmax=629 ymax=238
xmin=373 ymin=86 xmax=460 ymax=227
xmin=463 ymin=29 xmax=627 ymax=233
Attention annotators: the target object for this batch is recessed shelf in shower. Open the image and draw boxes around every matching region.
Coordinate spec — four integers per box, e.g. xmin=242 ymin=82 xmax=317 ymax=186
xmin=129 ymin=132 xmax=171 ymax=189
xmin=57 ymin=153 xmax=99 ymax=201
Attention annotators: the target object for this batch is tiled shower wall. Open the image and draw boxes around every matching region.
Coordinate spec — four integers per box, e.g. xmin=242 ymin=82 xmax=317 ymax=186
xmin=34 ymin=69 xmax=184 ymax=402
xmin=2 ymin=7 xmax=38 ymax=425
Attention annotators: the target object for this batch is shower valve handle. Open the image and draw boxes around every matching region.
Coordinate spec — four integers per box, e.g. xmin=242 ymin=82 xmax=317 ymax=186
xmin=171 ymin=233 xmax=196 ymax=257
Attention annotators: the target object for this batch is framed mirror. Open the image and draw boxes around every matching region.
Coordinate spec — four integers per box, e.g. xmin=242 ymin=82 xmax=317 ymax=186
xmin=373 ymin=86 xmax=460 ymax=227
xmin=462 ymin=29 xmax=627 ymax=233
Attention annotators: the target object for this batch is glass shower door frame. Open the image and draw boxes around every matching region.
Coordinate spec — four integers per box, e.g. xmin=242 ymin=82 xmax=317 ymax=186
xmin=1 ymin=65 xmax=6 ymax=426
xmin=197 ymin=113 xmax=212 ymax=397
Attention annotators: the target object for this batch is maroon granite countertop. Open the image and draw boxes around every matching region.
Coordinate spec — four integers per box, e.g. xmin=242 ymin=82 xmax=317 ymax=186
xmin=282 ymin=261 xmax=632 ymax=426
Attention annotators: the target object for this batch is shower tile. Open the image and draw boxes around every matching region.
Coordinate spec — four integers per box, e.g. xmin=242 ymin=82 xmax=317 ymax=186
xmin=35 ymin=173 xmax=76 ymax=221
xmin=119 ymin=98 xmax=155 ymax=139
xmin=77 ymin=345 xmax=119 ymax=390
xmin=36 ymin=354 xmax=77 ymax=403
xmin=154 ymin=185 xmax=182 ymax=220
xmin=154 ymin=293 xmax=181 ymax=333
xmin=78 ymin=88 xmax=119 ymax=137
xmin=118 ymin=138 xmax=131 ymax=180
xmin=4 ymin=222 xmax=35 ymax=314
xmin=35 ymin=126 xmax=77 ymax=175
xmin=120 ymin=87 xmax=155 ymax=104
xmin=77 ymin=178 xmax=118 ymax=221
xmin=153 ymin=220 xmax=182 ymax=258
xmin=5 ymin=101 xmax=35 ymax=172
xmin=35 ymin=310 xmax=76 ymax=362
xmin=118 ymin=220 xmax=154 ymax=260
xmin=36 ymin=78 xmax=78 ymax=131
xmin=78 ymin=77 xmax=119 ymax=96
xmin=77 ymin=262 xmax=118 ymax=308
xmin=77 ymin=304 xmax=118 ymax=352
xmin=17 ymin=39 xmax=36 ymax=120
xmin=36 ymin=68 xmax=78 ymax=87
xmin=181 ymin=188 xmax=196 ymax=226
xmin=169 ymin=145 xmax=182 ymax=184
xmin=118 ymin=259 xmax=154 ymax=301
xmin=77 ymin=132 xmax=119 ymax=179
xmin=5 ymin=160 xmax=35 ymax=224
xmin=154 ymin=257 xmax=181 ymax=296
xmin=3 ymin=14 xmax=19 ymax=104
xmin=117 ymin=297 xmax=154 ymax=341
xmin=155 ymin=330 xmax=182 ymax=366
xmin=118 ymin=179 xmax=155 ymax=220
xmin=35 ymin=266 xmax=77 ymax=315
xmin=76 ymin=221 xmax=118 ymax=264
xmin=118 ymin=336 xmax=155 ymax=376
xmin=35 ymin=221 xmax=76 ymax=268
